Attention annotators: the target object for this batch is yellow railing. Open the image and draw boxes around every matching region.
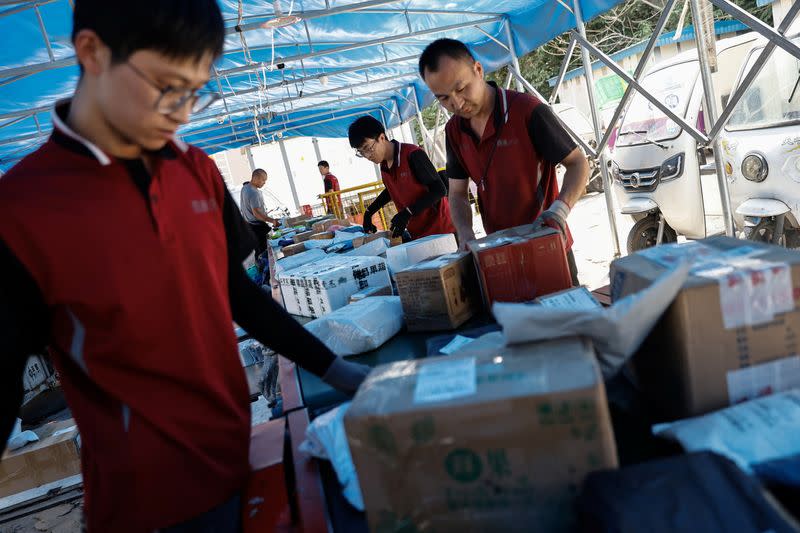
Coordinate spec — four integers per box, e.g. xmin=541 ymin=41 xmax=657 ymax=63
xmin=318 ymin=180 xmax=397 ymax=230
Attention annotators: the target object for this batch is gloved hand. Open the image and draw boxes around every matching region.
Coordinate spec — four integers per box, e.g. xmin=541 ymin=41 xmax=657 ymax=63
xmin=322 ymin=357 xmax=371 ymax=394
xmin=362 ymin=213 xmax=378 ymax=234
xmin=390 ymin=208 xmax=412 ymax=239
xmin=533 ymin=200 xmax=570 ymax=238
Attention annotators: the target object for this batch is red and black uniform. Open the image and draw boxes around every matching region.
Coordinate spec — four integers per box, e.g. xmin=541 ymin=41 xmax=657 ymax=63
xmin=367 ymin=140 xmax=454 ymax=239
xmin=323 ymin=172 xmax=342 ymax=215
xmin=446 ymin=82 xmax=576 ymax=248
xmin=0 ymin=101 xmax=342 ymax=532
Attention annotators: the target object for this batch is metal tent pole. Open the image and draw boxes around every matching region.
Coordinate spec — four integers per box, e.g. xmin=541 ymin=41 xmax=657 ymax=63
xmin=503 ymin=19 xmax=525 ymax=92
xmin=690 ymin=0 xmax=735 ymax=237
xmin=574 ymin=0 xmax=622 ymax=257
xmin=312 ymin=137 xmax=323 ymax=163
xmin=278 ymin=139 xmax=302 ymax=213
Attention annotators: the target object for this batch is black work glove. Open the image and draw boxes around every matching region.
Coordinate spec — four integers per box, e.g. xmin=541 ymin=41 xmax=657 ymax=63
xmin=390 ymin=209 xmax=412 ymax=239
xmin=362 ymin=213 xmax=378 ymax=234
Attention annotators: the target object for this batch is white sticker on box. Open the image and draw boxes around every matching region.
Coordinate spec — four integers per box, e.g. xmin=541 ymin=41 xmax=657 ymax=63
xmin=695 ymin=258 xmax=793 ymax=329
xmin=538 ymin=287 xmax=602 ymax=311
xmin=727 ymin=356 xmax=800 ymax=404
xmin=439 ymin=335 xmax=476 ymax=355
xmin=414 ymin=357 xmax=477 ymax=404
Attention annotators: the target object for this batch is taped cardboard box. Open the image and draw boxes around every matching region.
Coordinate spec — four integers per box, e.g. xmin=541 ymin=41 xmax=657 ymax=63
xmin=277 ymin=255 xmax=391 ymax=318
xmin=395 ymin=252 xmax=482 ymax=331
xmin=385 ymin=233 xmax=458 ymax=274
xmin=286 ymin=214 xmax=312 ymax=227
xmin=345 ymin=337 xmax=617 ymax=533
xmin=310 ymin=231 xmax=335 ymax=240
xmin=468 ymin=225 xmax=572 ymax=305
xmin=611 ymin=237 xmax=800 ymax=418
xmin=0 ymin=419 xmax=81 ymax=498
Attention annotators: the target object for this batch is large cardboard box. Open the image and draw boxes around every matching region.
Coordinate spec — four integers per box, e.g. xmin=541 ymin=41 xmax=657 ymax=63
xmin=349 ymin=285 xmax=393 ymax=303
xmin=310 ymin=231 xmax=335 ymax=240
xmin=611 ymin=237 xmax=800 ymax=417
xmin=285 ymin=214 xmax=312 ymax=227
xmin=345 ymin=337 xmax=617 ymax=533
xmin=468 ymin=225 xmax=572 ymax=305
xmin=242 ymin=419 xmax=291 ymax=533
xmin=0 ymin=419 xmax=81 ymax=498
xmin=277 ymin=255 xmax=391 ymax=318
xmin=386 ymin=234 xmax=458 ymax=274
xmin=395 ymin=252 xmax=482 ymax=331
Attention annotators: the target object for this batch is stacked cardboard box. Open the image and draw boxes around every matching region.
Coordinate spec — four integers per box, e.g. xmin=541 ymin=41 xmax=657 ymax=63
xmin=612 ymin=237 xmax=800 ymax=417
xmin=292 ymin=230 xmax=315 ymax=244
xmin=468 ymin=225 xmax=572 ymax=305
xmin=345 ymin=337 xmax=617 ymax=533
xmin=395 ymin=252 xmax=482 ymax=331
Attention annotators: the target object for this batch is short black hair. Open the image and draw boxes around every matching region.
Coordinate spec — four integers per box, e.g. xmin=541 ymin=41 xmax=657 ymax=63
xmin=348 ymin=116 xmax=385 ymax=148
xmin=318 ymin=160 xmax=329 ymax=168
xmin=72 ymin=0 xmax=225 ymax=63
xmin=418 ymin=38 xmax=475 ymax=78
xmin=252 ymin=168 xmax=267 ymax=179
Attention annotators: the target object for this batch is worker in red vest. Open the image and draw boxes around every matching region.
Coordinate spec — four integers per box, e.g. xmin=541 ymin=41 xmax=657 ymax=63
xmin=348 ymin=115 xmax=455 ymax=240
xmin=0 ymin=2 xmax=369 ymax=531
xmin=419 ymin=38 xmax=588 ymax=284
xmin=318 ymin=160 xmax=342 ymax=217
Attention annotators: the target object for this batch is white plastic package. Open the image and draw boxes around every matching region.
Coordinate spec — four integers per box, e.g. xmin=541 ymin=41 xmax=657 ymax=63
xmin=6 ymin=418 xmax=38 ymax=451
xmin=653 ymin=389 xmax=800 ymax=472
xmin=385 ymin=234 xmax=457 ymax=274
xmin=299 ymin=402 xmax=364 ymax=510
xmin=304 ymin=296 xmax=404 ymax=356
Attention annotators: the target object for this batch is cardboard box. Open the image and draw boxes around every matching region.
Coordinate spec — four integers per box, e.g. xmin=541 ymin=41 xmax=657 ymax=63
xmin=468 ymin=225 xmax=572 ymax=305
xmin=0 ymin=419 xmax=81 ymax=498
xmin=285 ymin=214 xmax=312 ymax=227
xmin=312 ymin=218 xmax=350 ymax=233
xmin=345 ymin=337 xmax=617 ymax=533
xmin=292 ymin=230 xmax=315 ymax=244
xmin=310 ymin=231 xmax=335 ymax=240
xmin=281 ymin=243 xmax=306 ymax=257
xmin=353 ymin=231 xmax=402 ymax=249
xmin=395 ymin=252 xmax=482 ymax=331
xmin=349 ymin=285 xmax=394 ymax=303
xmin=243 ymin=419 xmax=291 ymax=532
xmin=277 ymin=255 xmax=391 ymax=318
xmin=611 ymin=237 xmax=800 ymax=417
xmin=386 ymin=234 xmax=458 ymax=274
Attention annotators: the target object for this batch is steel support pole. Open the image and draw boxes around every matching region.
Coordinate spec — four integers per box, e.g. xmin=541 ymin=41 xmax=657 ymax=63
xmin=574 ymin=0 xmax=622 ymax=257
xmin=278 ymin=139 xmax=302 ymax=213
xmin=410 ymin=85 xmax=430 ymax=152
xmin=245 ymin=145 xmax=256 ymax=174
xmin=503 ymin=19 xmax=525 ymax=92
xmin=708 ymin=0 xmax=800 ymax=140
xmin=312 ymin=137 xmax=323 ymax=163
xmin=690 ymin=0 xmax=735 ymax=237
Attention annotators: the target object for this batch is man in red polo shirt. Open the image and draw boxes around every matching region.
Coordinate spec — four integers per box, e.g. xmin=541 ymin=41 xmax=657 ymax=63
xmin=318 ymin=160 xmax=343 ymax=216
xmin=0 ymin=2 xmax=368 ymax=532
xmin=348 ymin=115 xmax=455 ymax=240
xmin=419 ymin=39 xmax=588 ymax=284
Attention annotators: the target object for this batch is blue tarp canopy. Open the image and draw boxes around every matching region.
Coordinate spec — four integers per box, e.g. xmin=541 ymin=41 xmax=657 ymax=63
xmin=0 ymin=0 xmax=622 ymax=171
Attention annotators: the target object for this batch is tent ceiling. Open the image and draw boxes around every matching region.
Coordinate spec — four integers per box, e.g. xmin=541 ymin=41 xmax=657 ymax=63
xmin=0 ymin=0 xmax=622 ymax=170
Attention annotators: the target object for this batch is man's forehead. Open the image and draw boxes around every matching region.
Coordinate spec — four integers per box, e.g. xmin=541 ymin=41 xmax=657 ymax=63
xmin=132 ymin=49 xmax=214 ymax=85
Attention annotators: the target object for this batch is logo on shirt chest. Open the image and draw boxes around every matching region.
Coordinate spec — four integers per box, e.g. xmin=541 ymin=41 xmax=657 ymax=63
xmin=496 ymin=138 xmax=520 ymax=148
xmin=191 ymin=198 xmax=220 ymax=214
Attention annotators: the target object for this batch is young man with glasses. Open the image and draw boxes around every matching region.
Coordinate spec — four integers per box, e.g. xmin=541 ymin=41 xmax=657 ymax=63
xmin=348 ymin=115 xmax=455 ymax=240
xmin=0 ymin=2 xmax=369 ymax=531
xmin=419 ymin=39 xmax=588 ymax=284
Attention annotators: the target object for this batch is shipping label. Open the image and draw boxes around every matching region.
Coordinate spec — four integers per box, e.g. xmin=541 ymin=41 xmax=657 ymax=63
xmin=414 ymin=357 xmax=477 ymax=404
xmin=727 ymin=355 xmax=800 ymax=404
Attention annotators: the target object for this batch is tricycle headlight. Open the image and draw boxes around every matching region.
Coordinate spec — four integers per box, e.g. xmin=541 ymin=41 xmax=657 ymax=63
xmin=741 ymin=153 xmax=768 ymax=182
xmin=659 ymin=153 xmax=684 ymax=182
xmin=610 ymin=161 xmax=621 ymax=183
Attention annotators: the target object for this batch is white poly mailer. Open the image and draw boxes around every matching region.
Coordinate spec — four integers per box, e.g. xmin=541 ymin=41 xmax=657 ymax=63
xmin=304 ymin=297 xmax=404 ymax=356
xmin=385 ymin=234 xmax=457 ymax=275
